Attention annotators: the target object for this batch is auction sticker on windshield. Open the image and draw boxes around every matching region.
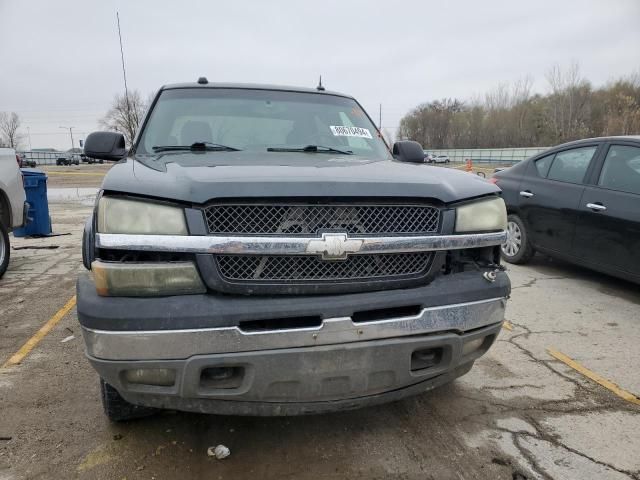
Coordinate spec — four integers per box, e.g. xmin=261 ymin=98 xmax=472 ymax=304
xmin=330 ymin=126 xmax=373 ymax=139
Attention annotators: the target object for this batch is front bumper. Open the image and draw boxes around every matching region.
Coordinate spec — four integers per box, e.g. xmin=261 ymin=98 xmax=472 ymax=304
xmin=78 ymin=270 xmax=508 ymax=415
xmin=87 ymin=323 xmax=502 ymax=416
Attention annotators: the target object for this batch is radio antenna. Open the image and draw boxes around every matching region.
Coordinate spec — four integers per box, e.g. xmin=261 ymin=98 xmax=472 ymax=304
xmin=116 ymin=11 xmax=132 ymax=117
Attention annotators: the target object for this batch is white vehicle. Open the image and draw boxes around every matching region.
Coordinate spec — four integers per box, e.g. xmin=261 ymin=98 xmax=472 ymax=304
xmin=431 ymin=155 xmax=450 ymax=164
xmin=0 ymin=148 xmax=26 ymax=277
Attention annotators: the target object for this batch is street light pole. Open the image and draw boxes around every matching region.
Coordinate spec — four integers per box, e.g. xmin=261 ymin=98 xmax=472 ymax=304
xmin=26 ymin=126 xmax=32 ymax=151
xmin=59 ymin=126 xmax=75 ymax=151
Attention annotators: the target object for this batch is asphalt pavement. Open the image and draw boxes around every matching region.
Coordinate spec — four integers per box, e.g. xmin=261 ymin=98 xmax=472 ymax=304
xmin=0 ymin=194 xmax=639 ymax=480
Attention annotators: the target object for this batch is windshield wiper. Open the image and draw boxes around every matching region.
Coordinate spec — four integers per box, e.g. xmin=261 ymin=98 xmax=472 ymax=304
xmin=152 ymin=142 xmax=241 ymax=153
xmin=267 ymin=145 xmax=353 ymax=155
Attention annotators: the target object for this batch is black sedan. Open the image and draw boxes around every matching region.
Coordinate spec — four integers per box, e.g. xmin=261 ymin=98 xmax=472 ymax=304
xmin=492 ymin=136 xmax=640 ymax=284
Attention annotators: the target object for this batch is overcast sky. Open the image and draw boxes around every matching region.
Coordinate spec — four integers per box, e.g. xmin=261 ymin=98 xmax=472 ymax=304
xmin=1 ymin=0 xmax=639 ymax=150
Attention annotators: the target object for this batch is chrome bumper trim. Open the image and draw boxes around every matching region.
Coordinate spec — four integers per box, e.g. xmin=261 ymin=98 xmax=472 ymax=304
xmin=95 ymin=231 xmax=507 ymax=256
xmin=82 ymin=297 xmax=507 ymax=361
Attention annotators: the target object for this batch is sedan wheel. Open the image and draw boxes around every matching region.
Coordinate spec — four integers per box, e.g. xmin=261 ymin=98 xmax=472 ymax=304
xmin=502 ymin=220 xmax=522 ymax=257
xmin=500 ymin=214 xmax=534 ymax=264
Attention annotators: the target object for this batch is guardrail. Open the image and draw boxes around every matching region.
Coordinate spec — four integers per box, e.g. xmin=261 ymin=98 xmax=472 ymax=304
xmin=427 ymin=147 xmax=550 ymax=165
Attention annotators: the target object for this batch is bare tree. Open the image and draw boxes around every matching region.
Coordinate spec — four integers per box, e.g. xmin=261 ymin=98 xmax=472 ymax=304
xmin=545 ymin=63 xmax=591 ymax=141
xmin=100 ymin=90 xmax=150 ymax=147
xmin=0 ymin=112 xmax=24 ymax=149
xmin=397 ymin=62 xmax=639 ymax=149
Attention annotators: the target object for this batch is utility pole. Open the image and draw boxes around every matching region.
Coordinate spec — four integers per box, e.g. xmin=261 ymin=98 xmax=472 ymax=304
xmin=378 ymin=104 xmax=382 ymax=130
xmin=26 ymin=126 xmax=32 ymax=151
xmin=59 ymin=126 xmax=75 ymax=150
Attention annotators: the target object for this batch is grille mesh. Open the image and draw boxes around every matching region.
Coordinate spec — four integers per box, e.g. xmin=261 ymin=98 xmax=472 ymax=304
xmin=204 ymin=204 xmax=440 ymax=235
xmin=217 ymin=253 xmax=433 ymax=282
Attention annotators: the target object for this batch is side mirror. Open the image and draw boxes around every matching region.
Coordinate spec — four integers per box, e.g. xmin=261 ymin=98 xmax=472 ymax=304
xmin=392 ymin=141 xmax=426 ymax=163
xmin=84 ymin=131 xmax=127 ymax=161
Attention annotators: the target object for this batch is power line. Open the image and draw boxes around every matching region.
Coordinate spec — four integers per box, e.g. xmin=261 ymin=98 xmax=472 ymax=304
xmin=26 ymin=131 xmax=91 ymax=136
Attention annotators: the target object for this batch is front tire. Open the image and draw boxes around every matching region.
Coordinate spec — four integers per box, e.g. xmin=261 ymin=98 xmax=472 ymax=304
xmin=100 ymin=378 xmax=158 ymax=422
xmin=501 ymin=214 xmax=534 ymax=264
xmin=0 ymin=221 xmax=9 ymax=278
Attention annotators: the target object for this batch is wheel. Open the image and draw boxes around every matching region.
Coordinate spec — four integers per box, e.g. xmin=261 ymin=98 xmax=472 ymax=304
xmin=501 ymin=214 xmax=535 ymax=264
xmin=100 ymin=378 xmax=158 ymax=422
xmin=0 ymin=220 xmax=9 ymax=279
xmin=99 ymin=159 xmax=104 ymax=164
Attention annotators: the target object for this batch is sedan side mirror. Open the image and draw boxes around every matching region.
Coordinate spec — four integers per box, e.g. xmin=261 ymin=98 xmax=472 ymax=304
xmin=84 ymin=131 xmax=127 ymax=161
xmin=392 ymin=141 xmax=426 ymax=163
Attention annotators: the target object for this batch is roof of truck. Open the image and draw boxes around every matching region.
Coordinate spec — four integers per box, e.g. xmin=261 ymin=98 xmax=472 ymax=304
xmin=161 ymin=81 xmax=354 ymax=99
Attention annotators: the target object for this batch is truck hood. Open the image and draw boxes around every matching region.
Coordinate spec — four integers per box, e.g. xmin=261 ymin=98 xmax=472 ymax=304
xmin=101 ymin=152 xmax=499 ymax=205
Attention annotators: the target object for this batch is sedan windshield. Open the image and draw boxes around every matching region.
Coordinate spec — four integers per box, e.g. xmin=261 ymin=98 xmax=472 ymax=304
xmin=136 ymin=88 xmax=391 ymax=160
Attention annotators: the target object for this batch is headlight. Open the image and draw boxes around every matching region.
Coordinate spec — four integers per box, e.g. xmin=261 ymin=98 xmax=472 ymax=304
xmin=455 ymin=197 xmax=507 ymax=233
xmin=92 ymin=261 xmax=205 ymax=296
xmin=97 ymin=196 xmax=187 ymax=235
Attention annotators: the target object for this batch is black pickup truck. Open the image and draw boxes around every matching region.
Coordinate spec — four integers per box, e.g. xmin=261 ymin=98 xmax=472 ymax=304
xmin=79 ymin=80 xmax=510 ymax=421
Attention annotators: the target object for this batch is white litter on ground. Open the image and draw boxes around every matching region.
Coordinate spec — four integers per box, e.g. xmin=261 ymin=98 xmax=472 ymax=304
xmin=207 ymin=445 xmax=230 ymax=459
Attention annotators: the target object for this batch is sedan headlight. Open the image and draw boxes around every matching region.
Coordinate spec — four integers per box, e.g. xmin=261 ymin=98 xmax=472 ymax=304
xmin=455 ymin=197 xmax=507 ymax=233
xmin=97 ymin=196 xmax=187 ymax=235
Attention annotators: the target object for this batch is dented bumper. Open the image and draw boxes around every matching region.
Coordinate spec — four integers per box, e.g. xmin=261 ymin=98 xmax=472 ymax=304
xmin=77 ymin=270 xmax=508 ymax=415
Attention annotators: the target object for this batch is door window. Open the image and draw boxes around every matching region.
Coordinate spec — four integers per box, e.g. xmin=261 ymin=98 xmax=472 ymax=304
xmin=598 ymin=145 xmax=640 ymax=195
xmin=547 ymin=146 xmax=597 ymax=184
xmin=534 ymin=153 xmax=555 ymax=177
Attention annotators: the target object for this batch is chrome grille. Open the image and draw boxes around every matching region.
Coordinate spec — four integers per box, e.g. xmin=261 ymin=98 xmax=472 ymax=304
xmin=216 ymin=253 xmax=434 ymax=282
xmin=204 ymin=204 xmax=440 ymax=235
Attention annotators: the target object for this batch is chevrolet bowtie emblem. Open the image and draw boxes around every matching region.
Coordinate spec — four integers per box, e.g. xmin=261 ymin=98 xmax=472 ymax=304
xmin=306 ymin=233 xmax=364 ymax=261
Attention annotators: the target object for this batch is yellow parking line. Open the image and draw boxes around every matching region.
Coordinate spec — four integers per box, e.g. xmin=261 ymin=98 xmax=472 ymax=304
xmin=1 ymin=296 xmax=77 ymax=369
xmin=44 ymin=171 xmax=105 ymax=176
xmin=548 ymin=348 xmax=640 ymax=406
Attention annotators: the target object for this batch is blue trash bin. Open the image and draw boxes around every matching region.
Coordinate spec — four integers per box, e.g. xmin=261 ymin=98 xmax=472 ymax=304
xmin=13 ymin=168 xmax=52 ymax=237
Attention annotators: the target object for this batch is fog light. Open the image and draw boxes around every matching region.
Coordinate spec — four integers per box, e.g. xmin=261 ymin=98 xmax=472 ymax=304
xmin=92 ymin=260 xmax=206 ymax=297
xmin=462 ymin=338 xmax=485 ymax=356
xmin=200 ymin=367 xmax=244 ymax=390
xmin=123 ymin=368 xmax=176 ymax=386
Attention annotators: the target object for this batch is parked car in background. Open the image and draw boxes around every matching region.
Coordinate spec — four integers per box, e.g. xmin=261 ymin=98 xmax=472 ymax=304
xmin=83 ymin=154 xmax=104 ymax=164
xmin=426 ymin=155 xmax=450 ymax=164
xmin=423 ymin=152 xmax=434 ymax=163
xmin=0 ymin=147 xmax=27 ymax=277
xmin=56 ymin=153 xmax=80 ymax=166
xmin=17 ymin=153 xmax=36 ymax=168
xmin=492 ymin=136 xmax=640 ymax=284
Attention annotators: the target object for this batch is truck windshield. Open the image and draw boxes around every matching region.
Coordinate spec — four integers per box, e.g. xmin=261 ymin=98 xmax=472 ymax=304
xmin=136 ymin=88 xmax=391 ymax=160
